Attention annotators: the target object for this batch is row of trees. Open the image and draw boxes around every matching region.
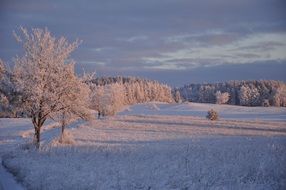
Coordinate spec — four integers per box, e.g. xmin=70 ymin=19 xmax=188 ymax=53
xmin=176 ymin=80 xmax=286 ymax=107
xmin=87 ymin=77 xmax=173 ymax=116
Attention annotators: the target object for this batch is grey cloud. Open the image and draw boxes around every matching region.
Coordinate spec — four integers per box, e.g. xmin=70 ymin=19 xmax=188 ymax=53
xmin=229 ymin=41 xmax=286 ymax=52
xmin=118 ymin=35 xmax=149 ymax=43
xmin=165 ymin=31 xmax=241 ymax=48
xmin=81 ymin=61 xmax=286 ymax=87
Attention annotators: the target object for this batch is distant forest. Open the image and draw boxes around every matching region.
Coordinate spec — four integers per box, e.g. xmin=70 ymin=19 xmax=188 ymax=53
xmin=175 ymin=80 xmax=286 ymax=107
xmin=90 ymin=76 xmax=150 ymax=86
xmin=89 ymin=77 xmax=286 ymax=107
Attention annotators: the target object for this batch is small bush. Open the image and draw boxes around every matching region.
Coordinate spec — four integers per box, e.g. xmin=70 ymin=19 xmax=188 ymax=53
xmin=206 ymin=109 xmax=219 ymax=120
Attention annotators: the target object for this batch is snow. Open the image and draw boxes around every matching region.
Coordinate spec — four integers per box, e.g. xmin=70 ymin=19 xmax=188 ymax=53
xmin=0 ymin=118 xmax=30 ymax=190
xmin=120 ymin=102 xmax=286 ymax=121
xmin=0 ymin=158 xmax=24 ymax=190
xmin=0 ymin=103 xmax=286 ymax=190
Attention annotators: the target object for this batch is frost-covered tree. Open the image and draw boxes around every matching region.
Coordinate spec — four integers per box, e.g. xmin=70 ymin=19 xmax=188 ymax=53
xmin=198 ymin=85 xmax=216 ymax=103
xmin=89 ymin=83 xmax=125 ymax=117
xmin=0 ymin=59 xmax=21 ymax=117
xmin=173 ymin=89 xmax=182 ymax=103
xmin=50 ymin=65 xmax=92 ymax=141
xmin=271 ymin=86 xmax=286 ymax=107
xmin=0 ymin=60 xmax=7 ymax=112
xmin=110 ymin=83 xmax=126 ymax=112
xmin=215 ymin=91 xmax=229 ymax=104
xmin=13 ymin=27 xmax=91 ymax=148
xmin=0 ymin=60 xmax=9 ymax=114
xmin=100 ymin=83 xmax=125 ymax=116
xmin=0 ymin=59 xmax=4 ymax=78
xmin=239 ymin=85 xmax=260 ymax=106
xmin=278 ymin=87 xmax=286 ymax=107
xmin=90 ymin=84 xmax=105 ymax=118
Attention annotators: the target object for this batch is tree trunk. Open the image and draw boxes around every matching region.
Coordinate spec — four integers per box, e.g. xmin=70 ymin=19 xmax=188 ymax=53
xmin=34 ymin=127 xmax=41 ymax=149
xmin=60 ymin=123 xmax=66 ymax=142
xmin=60 ymin=112 xmax=66 ymax=142
xmin=32 ymin=115 xmax=46 ymax=149
xmin=61 ymin=124 xmax=65 ymax=136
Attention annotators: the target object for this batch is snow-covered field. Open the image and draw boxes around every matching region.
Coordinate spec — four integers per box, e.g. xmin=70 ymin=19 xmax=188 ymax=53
xmin=1 ymin=103 xmax=286 ymax=190
xmin=120 ymin=102 xmax=286 ymax=121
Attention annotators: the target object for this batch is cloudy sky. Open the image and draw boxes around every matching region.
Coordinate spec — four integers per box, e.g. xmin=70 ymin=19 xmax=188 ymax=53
xmin=0 ymin=0 xmax=286 ymax=86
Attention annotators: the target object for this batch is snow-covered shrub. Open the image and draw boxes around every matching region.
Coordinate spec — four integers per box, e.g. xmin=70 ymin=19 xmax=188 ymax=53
xmin=206 ymin=109 xmax=219 ymax=120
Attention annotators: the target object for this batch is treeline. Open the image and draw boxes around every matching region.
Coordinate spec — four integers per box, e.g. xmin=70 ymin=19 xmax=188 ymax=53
xmin=90 ymin=76 xmax=147 ymax=86
xmin=87 ymin=76 xmax=173 ymax=115
xmin=1 ymin=73 xmax=173 ymax=117
xmin=175 ymin=80 xmax=286 ymax=107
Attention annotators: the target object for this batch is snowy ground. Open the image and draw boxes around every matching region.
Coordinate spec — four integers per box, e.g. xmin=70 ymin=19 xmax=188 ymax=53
xmin=120 ymin=102 xmax=286 ymax=121
xmin=0 ymin=102 xmax=286 ymax=190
